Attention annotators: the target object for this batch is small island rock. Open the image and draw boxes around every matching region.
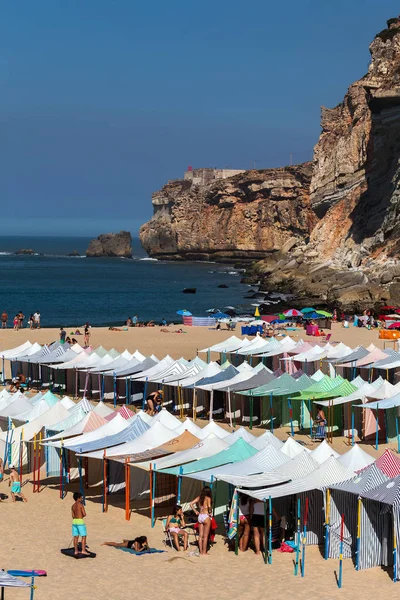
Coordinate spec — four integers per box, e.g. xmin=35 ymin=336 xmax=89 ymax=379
xmin=86 ymin=231 xmax=132 ymax=258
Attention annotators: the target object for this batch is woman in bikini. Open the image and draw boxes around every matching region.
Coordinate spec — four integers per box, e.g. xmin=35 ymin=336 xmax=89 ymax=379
xmin=166 ymin=504 xmax=188 ymax=551
xmin=190 ymin=486 xmax=212 ymax=555
xmin=101 ymin=535 xmax=148 ymax=551
xmin=238 ymin=493 xmax=251 ymax=552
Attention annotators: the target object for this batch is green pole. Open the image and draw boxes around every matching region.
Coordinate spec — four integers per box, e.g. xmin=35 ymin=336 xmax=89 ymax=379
xmin=250 ymin=393 xmax=254 ymax=430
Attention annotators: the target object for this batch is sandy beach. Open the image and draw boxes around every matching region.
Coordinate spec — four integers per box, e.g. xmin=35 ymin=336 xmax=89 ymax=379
xmin=0 ymin=322 xmax=397 ymax=600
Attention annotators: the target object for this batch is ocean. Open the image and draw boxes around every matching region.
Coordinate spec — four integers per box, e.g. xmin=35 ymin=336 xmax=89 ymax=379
xmin=0 ymin=236 xmax=252 ymax=327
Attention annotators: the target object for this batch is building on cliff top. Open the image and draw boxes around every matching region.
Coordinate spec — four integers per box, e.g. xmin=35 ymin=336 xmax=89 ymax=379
xmin=183 ymin=167 xmax=245 ymax=187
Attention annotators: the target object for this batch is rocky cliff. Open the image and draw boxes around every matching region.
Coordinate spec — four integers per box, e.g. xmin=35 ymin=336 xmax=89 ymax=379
xmin=86 ymin=231 xmax=132 ymax=258
xmin=140 ymin=17 xmax=400 ymax=309
xmin=140 ymin=165 xmax=314 ymax=262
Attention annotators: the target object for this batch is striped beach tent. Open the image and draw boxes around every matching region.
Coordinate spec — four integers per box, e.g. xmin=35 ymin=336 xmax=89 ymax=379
xmin=375 ymin=449 xmax=400 ymax=478
xmin=328 ymin=463 xmax=389 ymax=560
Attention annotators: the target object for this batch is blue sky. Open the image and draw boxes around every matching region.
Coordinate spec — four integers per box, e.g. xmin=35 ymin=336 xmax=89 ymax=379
xmin=1 ymin=1 xmax=398 ymax=236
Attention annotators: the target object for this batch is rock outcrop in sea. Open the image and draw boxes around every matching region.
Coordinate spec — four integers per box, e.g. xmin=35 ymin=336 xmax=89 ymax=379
xmin=86 ymin=231 xmax=132 ymax=258
xmin=140 ymin=17 xmax=400 ymax=310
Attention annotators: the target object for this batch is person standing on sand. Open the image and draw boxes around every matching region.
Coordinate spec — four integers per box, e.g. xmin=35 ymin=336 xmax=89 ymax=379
xmin=59 ymin=327 xmax=66 ymax=344
xmin=84 ymin=323 xmax=91 ymax=347
xmin=71 ymin=492 xmax=89 ymax=555
xmin=13 ymin=315 xmax=19 ymax=331
xmin=33 ymin=311 xmax=40 ymax=329
xmin=18 ymin=311 xmax=25 ymax=329
xmin=28 ymin=314 xmax=34 ymax=329
xmin=1 ymin=311 xmax=8 ymax=329
xmin=9 ymin=465 xmax=27 ymax=502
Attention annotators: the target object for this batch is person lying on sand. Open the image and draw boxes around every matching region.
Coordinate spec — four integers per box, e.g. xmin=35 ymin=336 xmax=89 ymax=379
xmin=102 ymin=536 xmax=149 ymax=551
xmin=108 ymin=327 xmax=123 ymax=331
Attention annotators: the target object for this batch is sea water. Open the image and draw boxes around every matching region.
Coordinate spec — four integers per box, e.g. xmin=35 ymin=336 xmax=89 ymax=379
xmin=0 ymin=237 xmax=250 ymax=327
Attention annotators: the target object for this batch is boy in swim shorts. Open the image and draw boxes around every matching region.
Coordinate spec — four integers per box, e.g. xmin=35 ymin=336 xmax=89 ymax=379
xmin=71 ymin=492 xmax=89 ymax=555
xmin=9 ymin=465 xmax=27 ymax=502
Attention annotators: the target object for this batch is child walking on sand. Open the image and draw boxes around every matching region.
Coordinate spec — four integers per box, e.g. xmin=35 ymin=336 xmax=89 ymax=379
xmin=9 ymin=465 xmax=27 ymax=502
xmin=71 ymin=492 xmax=89 ymax=555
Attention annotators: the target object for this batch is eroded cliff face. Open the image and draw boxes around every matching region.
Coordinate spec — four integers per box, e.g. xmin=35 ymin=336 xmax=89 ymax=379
xmin=140 ymin=18 xmax=400 ymax=309
xmin=140 ymin=165 xmax=314 ymax=262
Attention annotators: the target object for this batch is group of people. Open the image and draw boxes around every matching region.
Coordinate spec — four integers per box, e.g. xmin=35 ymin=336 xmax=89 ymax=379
xmin=1 ymin=311 xmax=41 ymax=330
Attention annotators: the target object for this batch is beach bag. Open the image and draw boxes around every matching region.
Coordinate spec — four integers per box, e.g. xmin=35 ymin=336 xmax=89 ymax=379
xmin=279 ymin=542 xmax=294 ymax=553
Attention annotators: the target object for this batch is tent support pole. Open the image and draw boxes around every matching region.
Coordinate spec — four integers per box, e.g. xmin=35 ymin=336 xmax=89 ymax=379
xmin=338 ymin=513 xmax=345 ymax=588
xmin=151 ymin=465 xmax=156 ymax=528
xmin=394 ymin=513 xmax=397 ymax=582
xmin=356 ymin=497 xmax=361 ymax=570
xmin=142 ymin=377 xmax=148 ymax=411
xmin=301 ymin=497 xmax=308 ymax=577
xmin=396 ymin=416 xmax=400 ymax=454
xmin=288 ymin=398 xmax=294 ymax=437
xmin=263 ymin=498 xmax=267 ymax=564
xmin=78 ymin=458 xmax=85 ymax=505
xmin=352 ymin=409 xmax=355 ymax=446
xmin=270 ymin=393 xmax=273 ymax=433
xmin=177 ymin=466 xmax=183 ymax=504
xmin=294 ymin=497 xmax=300 ymax=575
xmin=249 ymin=393 xmax=253 ymax=430
xmin=324 ymin=489 xmax=330 ymax=559
xmin=235 ymin=491 xmax=239 ymax=556
xmin=228 ymin=389 xmax=233 ymax=429
xmin=308 ymin=398 xmax=312 ymax=439
xmin=209 ymin=390 xmax=214 ymax=422
xmin=125 ymin=458 xmax=130 ymax=521
xmin=376 ymin=405 xmax=379 ymax=451
xmin=268 ymin=496 xmax=272 ymax=564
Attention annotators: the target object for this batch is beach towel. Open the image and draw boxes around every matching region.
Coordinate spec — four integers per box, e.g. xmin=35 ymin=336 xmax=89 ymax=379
xmin=60 ymin=548 xmax=96 ymax=559
xmin=113 ymin=547 xmax=165 ymax=555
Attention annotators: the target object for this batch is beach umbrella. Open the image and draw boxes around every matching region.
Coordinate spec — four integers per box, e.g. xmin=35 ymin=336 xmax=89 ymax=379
xmin=303 ymin=312 xmax=325 ymax=319
xmin=301 ymin=307 xmax=316 ymax=314
xmin=250 ymin=320 xmax=265 ymax=326
xmin=176 ymin=310 xmax=192 ymax=316
xmin=389 ymin=322 xmax=400 ymax=329
xmin=283 ymin=309 xmax=303 ymax=317
xmin=206 ymin=308 xmax=219 ymax=313
xmin=254 ymin=306 xmax=260 ymax=317
xmin=316 ymin=310 xmax=332 ymax=317
xmin=213 ymin=312 xmax=230 ymax=319
xmin=225 ymin=306 xmax=236 ymax=310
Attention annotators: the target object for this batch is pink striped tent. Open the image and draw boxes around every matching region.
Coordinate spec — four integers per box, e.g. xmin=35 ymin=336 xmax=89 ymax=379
xmin=375 ymin=449 xmax=400 ymax=478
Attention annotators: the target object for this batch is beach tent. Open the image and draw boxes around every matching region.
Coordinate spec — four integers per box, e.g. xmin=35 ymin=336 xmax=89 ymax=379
xmin=172 ymin=418 xmax=204 ymax=438
xmin=250 ymin=430 xmax=284 ymax=451
xmin=0 ymin=395 xmax=33 ymax=419
xmin=336 ymin=444 xmax=375 ymax=472
xmin=44 ymin=411 xmax=107 ymax=442
xmin=60 ymin=396 xmax=76 ymax=409
xmin=375 ymin=449 xmax=400 ymax=478
xmin=93 ymin=401 xmax=115 ymax=418
xmin=199 ymin=420 xmax=230 ymax=439
xmin=223 ymin=427 xmax=256 ymax=445
xmin=188 ymin=443 xmax=290 ymax=484
xmin=0 ymin=341 xmax=33 ymax=359
xmin=281 ymin=436 xmax=311 ymax=458
xmin=199 ymin=336 xmax=249 ymax=354
xmin=327 ymin=463 xmax=389 ymax=562
xmin=47 ymin=413 xmax=130 ymax=449
xmin=66 ymin=415 xmax=150 ymax=455
xmin=79 ymin=421 xmax=178 ymax=460
xmin=241 ymin=456 xmax=354 ymax=545
xmin=134 ymin=433 xmax=229 ymax=472
xmin=160 ymin=438 xmax=258 ymax=476
xmin=311 ymin=369 xmax=325 ymax=381
xmin=310 ymin=439 xmax=339 ymax=464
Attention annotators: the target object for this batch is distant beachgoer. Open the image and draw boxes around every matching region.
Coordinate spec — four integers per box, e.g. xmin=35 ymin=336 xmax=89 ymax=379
xmin=132 ymin=315 xmax=138 ymax=326
xmin=60 ymin=327 xmax=66 ymax=344
xmin=65 ymin=336 xmax=71 ymax=344
xmin=28 ymin=314 xmax=34 ymax=329
xmin=9 ymin=465 xmax=27 ymax=502
xmin=166 ymin=505 xmax=188 ymax=551
xmin=84 ymin=324 xmax=91 ymax=347
xmin=146 ymin=390 xmax=162 ymax=415
xmin=249 ymin=499 xmax=265 ymax=555
xmin=190 ymin=486 xmax=212 ymax=555
xmin=71 ymin=338 xmax=78 ymax=345
xmin=18 ymin=311 xmax=25 ymax=329
xmin=146 ymin=320 xmax=155 ymax=327
xmin=13 ymin=315 xmax=19 ymax=331
xmin=238 ymin=494 xmax=251 ymax=552
xmin=314 ymin=407 xmax=327 ymax=439
xmin=1 ymin=311 xmax=7 ymax=329
xmin=71 ymin=491 xmax=89 ymax=555
xmin=33 ymin=311 xmax=40 ymax=329
xmin=160 ymin=318 xmax=167 ymax=326
xmin=101 ymin=536 xmax=149 ymax=551
xmin=126 ymin=317 xmax=133 ymax=327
